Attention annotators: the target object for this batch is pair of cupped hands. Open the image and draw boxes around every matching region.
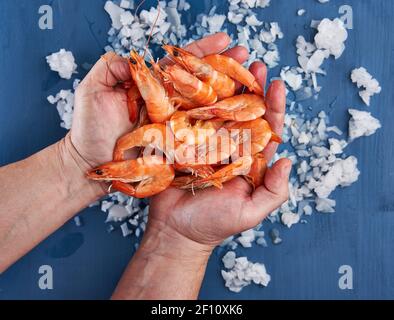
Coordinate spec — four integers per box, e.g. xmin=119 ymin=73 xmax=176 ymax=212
xmin=69 ymin=33 xmax=291 ymax=254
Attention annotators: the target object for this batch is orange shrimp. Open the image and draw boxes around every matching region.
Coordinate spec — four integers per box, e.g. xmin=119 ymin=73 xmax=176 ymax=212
xmin=160 ymin=64 xmax=218 ymax=106
xmin=173 ymin=156 xmax=253 ymax=190
xmin=226 ymin=118 xmax=282 ymax=156
xmin=175 ymin=130 xmax=236 ymax=166
xmin=169 ymin=111 xmax=220 ymax=146
xmin=245 ymin=153 xmax=267 ymax=189
xmin=136 ymin=104 xmax=150 ymax=128
xmin=168 ymin=90 xmax=198 ymax=110
xmin=128 ymin=50 xmax=175 ymax=123
xmin=162 ymin=45 xmax=236 ymax=100
xmin=127 ymin=85 xmax=141 ymax=123
xmin=151 ymin=59 xmax=197 ymax=110
xmin=203 ymin=54 xmax=264 ymax=95
xmin=109 ymin=74 xmax=141 ymax=124
xmin=187 ymin=94 xmax=266 ymax=122
xmin=113 ymin=123 xmax=171 ymax=161
xmin=86 ymin=156 xmax=175 ymax=198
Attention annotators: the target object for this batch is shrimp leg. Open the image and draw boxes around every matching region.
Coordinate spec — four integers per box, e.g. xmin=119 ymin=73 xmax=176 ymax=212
xmin=174 ymin=156 xmax=253 ymax=190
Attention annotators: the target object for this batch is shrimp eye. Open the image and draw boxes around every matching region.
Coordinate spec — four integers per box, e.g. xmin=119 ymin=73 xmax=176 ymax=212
xmin=95 ymin=169 xmax=104 ymax=175
xmin=173 ymin=49 xmax=180 ymax=57
xmin=129 ymin=58 xmax=137 ymax=65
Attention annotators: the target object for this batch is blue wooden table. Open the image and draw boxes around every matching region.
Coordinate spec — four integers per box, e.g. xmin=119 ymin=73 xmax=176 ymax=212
xmin=0 ymin=0 xmax=393 ymax=300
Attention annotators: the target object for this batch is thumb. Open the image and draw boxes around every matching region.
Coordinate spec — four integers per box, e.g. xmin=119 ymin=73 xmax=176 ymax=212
xmin=243 ymin=158 xmax=292 ymax=229
xmin=86 ymin=52 xmax=131 ymax=87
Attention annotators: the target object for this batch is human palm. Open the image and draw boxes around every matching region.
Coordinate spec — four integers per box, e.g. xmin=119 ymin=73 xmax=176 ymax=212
xmin=71 ymin=53 xmax=134 ymax=167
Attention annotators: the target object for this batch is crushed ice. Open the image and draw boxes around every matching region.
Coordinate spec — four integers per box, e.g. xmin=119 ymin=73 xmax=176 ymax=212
xmin=221 ymin=251 xmax=271 ymax=293
xmin=351 ymin=67 xmax=382 ymax=106
xmin=46 ymin=49 xmax=78 ymax=80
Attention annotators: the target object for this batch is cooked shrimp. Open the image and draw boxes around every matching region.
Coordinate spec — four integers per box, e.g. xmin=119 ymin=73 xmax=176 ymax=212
xmin=187 ymin=94 xmax=266 ymax=122
xmin=169 ymin=111 xmax=220 ymax=146
xmin=151 ymin=59 xmax=198 ymax=110
xmin=113 ymin=123 xmax=170 ymax=161
xmin=160 ymin=64 xmax=218 ymax=106
xmin=203 ymin=54 xmax=264 ymax=95
xmin=226 ymin=118 xmax=281 ymax=156
xmin=163 ymin=45 xmax=236 ymax=100
xmin=128 ymin=50 xmax=175 ymax=123
xmin=127 ymin=85 xmax=141 ymax=123
xmin=169 ymin=90 xmax=198 ymax=110
xmin=173 ymin=156 xmax=253 ymax=190
xmin=175 ymin=130 xmax=236 ymax=166
xmin=86 ymin=156 xmax=175 ymax=198
xmin=136 ymin=104 xmax=150 ymax=128
xmin=245 ymin=153 xmax=267 ymax=189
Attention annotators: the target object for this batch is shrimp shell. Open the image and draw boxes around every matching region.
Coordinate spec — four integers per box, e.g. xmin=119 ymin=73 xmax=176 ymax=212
xmin=187 ymin=94 xmax=266 ymax=122
xmin=203 ymin=54 xmax=264 ymax=95
xmin=161 ymin=64 xmax=218 ymax=106
xmin=163 ymin=45 xmax=236 ymax=100
xmin=128 ymin=51 xmax=175 ymax=123
xmin=87 ymin=156 xmax=175 ymax=198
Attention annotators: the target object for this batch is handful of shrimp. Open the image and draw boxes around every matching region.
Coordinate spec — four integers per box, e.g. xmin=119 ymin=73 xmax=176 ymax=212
xmin=86 ymin=45 xmax=281 ymax=198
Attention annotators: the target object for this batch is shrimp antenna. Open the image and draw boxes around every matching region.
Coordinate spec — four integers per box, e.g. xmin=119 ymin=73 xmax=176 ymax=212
xmin=102 ymin=52 xmax=124 ymax=88
xmin=143 ymin=0 xmax=161 ymax=59
xmin=134 ymin=0 xmax=146 ymax=20
xmin=179 ymin=55 xmax=192 ymax=74
xmin=144 ymin=47 xmax=154 ymax=62
xmin=159 ymin=39 xmax=178 ymax=66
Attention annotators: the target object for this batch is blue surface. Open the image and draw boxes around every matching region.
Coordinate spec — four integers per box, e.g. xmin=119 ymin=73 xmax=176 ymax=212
xmin=0 ymin=0 xmax=393 ymax=300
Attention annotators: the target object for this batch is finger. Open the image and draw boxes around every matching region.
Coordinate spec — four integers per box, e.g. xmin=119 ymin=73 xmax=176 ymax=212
xmin=262 ymin=80 xmax=286 ymax=161
xmin=160 ymin=32 xmax=231 ymax=65
xmin=249 ymin=61 xmax=267 ymax=94
xmin=185 ymin=32 xmax=231 ymax=57
xmin=222 ymin=46 xmax=249 ymax=63
xmin=243 ymin=158 xmax=291 ymax=229
xmin=85 ymin=52 xmax=131 ymax=88
xmin=222 ymin=46 xmax=249 ymax=92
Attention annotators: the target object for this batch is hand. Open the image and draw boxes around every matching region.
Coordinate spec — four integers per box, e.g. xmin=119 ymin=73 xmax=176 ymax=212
xmin=67 ymin=33 xmax=240 ymax=180
xmin=148 ymin=33 xmax=292 ymax=251
xmin=70 ymin=52 xmax=134 ymax=169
